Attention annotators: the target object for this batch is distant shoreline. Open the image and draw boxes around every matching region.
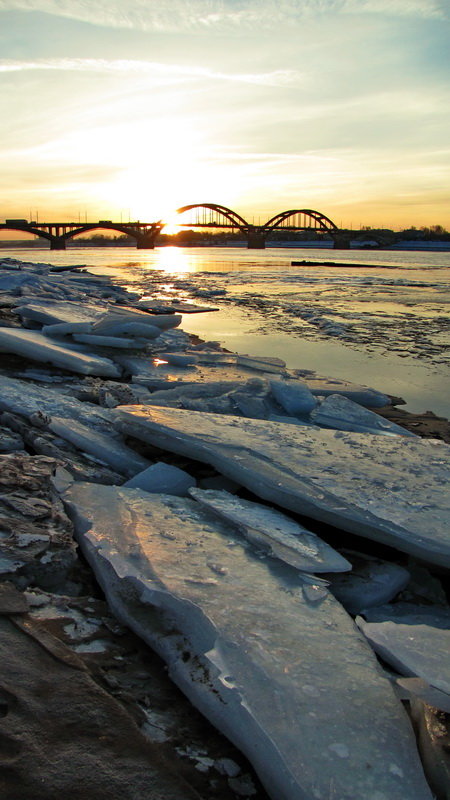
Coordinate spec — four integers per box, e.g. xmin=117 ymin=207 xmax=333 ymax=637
xmin=1 ymin=241 xmax=450 ymax=252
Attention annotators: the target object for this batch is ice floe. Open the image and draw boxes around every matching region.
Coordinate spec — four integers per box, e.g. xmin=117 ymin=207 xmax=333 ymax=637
xmin=310 ymin=393 xmax=416 ymax=436
xmin=48 ymin=417 xmax=150 ymax=477
xmin=63 ymin=483 xmax=433 ymax=800
xmin=269 ymin=378 xmax=317 ymax=416
xmin=357 ymin=603 xmax=450 ymax=697
xmin=189 ymin=488 xmax=350 ymax=573
xmin=124 ymin=462 xmax=196 ymax=495
xmin=0 ymin=327 xmax=122 ymax=377
xmin=113 ymin=406 xmax=450 ymax=567
xmin=326 ymin=551 xmax=410 ymax=613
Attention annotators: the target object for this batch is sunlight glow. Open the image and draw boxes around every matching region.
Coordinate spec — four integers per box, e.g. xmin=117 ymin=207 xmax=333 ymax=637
xmin=153 ymin=246 xmax=196 ymax=273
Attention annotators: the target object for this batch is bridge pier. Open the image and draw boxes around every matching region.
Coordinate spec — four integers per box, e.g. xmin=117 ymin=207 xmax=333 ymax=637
xmin=331 ymin=232 xmax=351 ymax=250
xmin=136 ymin=239 xmax=155 ymax=249
xmin=50 ymin=237 xmax=66 ymax=250
xmin=135 ymin=229 xmax=161 ymax=249
xmin=246 ymin=229 xmax=266 ymax=249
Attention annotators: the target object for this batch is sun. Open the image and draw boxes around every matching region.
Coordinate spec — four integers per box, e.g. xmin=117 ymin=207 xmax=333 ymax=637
xmin=161 ymin=212 xmax=182 ymax=235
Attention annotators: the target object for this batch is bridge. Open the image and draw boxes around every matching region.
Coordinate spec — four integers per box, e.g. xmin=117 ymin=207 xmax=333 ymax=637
xmin=0 ymin=205 xmax=352 ymax=249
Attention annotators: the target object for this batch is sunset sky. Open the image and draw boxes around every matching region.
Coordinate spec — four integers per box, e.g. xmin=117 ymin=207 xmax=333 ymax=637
xmin=0 ymin=0 xmax=449 ymax=230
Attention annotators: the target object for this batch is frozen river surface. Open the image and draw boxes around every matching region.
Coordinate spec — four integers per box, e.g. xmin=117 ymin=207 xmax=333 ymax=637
xmin=3 ymin=245 xmax=450 ymax=417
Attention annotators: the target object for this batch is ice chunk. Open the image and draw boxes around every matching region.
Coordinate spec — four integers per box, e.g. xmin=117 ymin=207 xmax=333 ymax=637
xmin=63 ymin=483 xmax=433 ymax=800
xmin=357 ymin=603 xmax=450 ymax=695
xmin=42 ymin=322 xmax=93 ymax=338
xmin=237 ymin=354 xmax=286 ymax=374
xmin=113 ymin=406 xmax=450 ymax=568
xmin=327 ymin=552 xmax=410 ymax=613
xmin=72 ymin=333 xmax=148 ymax=349
xmin=396 ymin=677 xmax=450 ymax=713
xmin=189 ymin=488 xmax=350 ymax=573
xmin=301 ymin=376 xmax=390 ymax=408
xmin=186 ymin=351 xmax=238 ymax=365
xmin=157 ymin=353 xmax=199 ymax=367
xmin=137 ymin=299 xmax=217 ymax=314
xmin=124 ymin=462 xmax=196 ymax=495
xmin=86 ymin=321 xmax=161 ymax=339
xmin=92 ymin=308 xmax=181 ymax=333
xmin=0 ymin=376 xmax=113 ymax=430
xmin=0 ymin=327 xmax=121 ymax=377
xmin=13 ymin=301 xmax=104 ymax=326
xmin=133 ymin=313 xmax=181 ymax=330
xmin=270 ymin=379 xmax=317 ymax=415
xmin=311 ymin=394 xmax=416 ymax=436
xmin=49 ymin=417 xmax=150 ymax=478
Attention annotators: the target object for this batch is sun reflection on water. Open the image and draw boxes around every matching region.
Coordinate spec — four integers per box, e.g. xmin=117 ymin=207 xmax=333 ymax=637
xmin=153 ymin=246 xmax=196 ymax=274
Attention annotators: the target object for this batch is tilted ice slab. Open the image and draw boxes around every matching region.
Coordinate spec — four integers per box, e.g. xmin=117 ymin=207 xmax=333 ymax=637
xmin=91 ymin=309 xmax=181 ymax=333
xmin=189 ymin=488 xmax=350 ymax=573
xmin=299 ymin=375 xmax=390 ymax=408
xmin=63 ymin=483 xmax=433 ymax=800
xmin=326 ymin=552 xmax=410 ymax=614
xmin=113 ymin=406 xmax=450 ymax=568
xmin=310 ymin=394 xmax=416 ymax=436
xmin=0 ymin=327 xmax=121 ymax=377
xmin=13 ymin=301 xmax=105 ymax=326
xmin=0 ymin=376 xmax=114 ymax=431
xmin=72 ymin=333 xmax=149 ymax=349
xmin=357 ymin=603 xmax=450 ymax=696
xmin=48 ymin=417 xmax=150 ymax=478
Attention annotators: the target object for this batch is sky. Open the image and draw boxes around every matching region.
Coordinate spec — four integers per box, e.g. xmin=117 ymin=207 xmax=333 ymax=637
xmin=0 ymin=0 xmax=449 ymax=230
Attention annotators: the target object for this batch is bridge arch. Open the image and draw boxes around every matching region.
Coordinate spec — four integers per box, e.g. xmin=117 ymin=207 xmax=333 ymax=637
xmin=0 ymin=223 xmax=53 ymax=243
xmin=56 ymin=223 xmax=163 ymax=244
xmin=176 ymin=203 xmax=250 ymax=232
xmin=263 ymin=209 xmax=338 ymax=233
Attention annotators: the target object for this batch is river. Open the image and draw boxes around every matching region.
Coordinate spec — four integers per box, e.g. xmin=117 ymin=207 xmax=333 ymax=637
xmin=2 ymin=245 xmax=450 ymax=418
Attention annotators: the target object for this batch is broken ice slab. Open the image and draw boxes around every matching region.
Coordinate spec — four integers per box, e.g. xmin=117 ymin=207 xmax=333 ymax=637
xmin=0 ymin=376 xmax=114 ymax=431
xmin=310 ymin=394 xmax=415 ymax=436
xmin=136 ymin=299 xmax=218 ymax=314
xmin=48 ymin=417 xmax=150 ymax=478
xmin=72 ymin=333 xmax=148 ymax=349
xmin=326 ymin=552 xmax=410 ymax=614
xmin=357 ymin=603 xmax=450 ymax=696
xmin=84 ymin=321 xmax=161 ymax=339
xmin=269 ymin=378 xmax=317 ymax=416
xmin=189 ymin=488 xmax=350 ymax=573
xmin=91 ymin=309 xmax=181 ymax=333
xmin=13 ymin=301 xmax=105 ymax=326
xmin=124 ymin=462 xmax=196 ymax=495
xmin=185 ymin=350 xmax=238 ymax=365
xmin=236 ymin=354 xmax=286 ymax=374
xmin=396 ymin=677 xmax=450 ymax=713
xmin=298 ymin=374 xmax=390 ymax=408
xmin=0 ymin=327 xmax=121 ymax=377
xmin=42 ymin=322 xmax=93 ymax=338
xmin=157 ymin=353 xmax=199 ymax=367
xmin=113 ymin=355 xmax=198 ymax=389
xmin=113 ymin=406 xmax=450 ymax=568
xmin=63 ymin=483 xmax=433 ymax=800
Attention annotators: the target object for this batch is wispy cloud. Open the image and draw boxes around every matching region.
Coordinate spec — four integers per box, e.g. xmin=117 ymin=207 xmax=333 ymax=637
xmin=0 ymin=58 xmax=300 ymax=87
xmin=0 ymin=0 xmax=446 ymax=33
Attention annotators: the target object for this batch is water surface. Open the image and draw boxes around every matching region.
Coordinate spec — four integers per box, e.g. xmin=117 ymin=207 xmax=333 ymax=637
xmin=3 ymin=245 xmax=449 ymax=417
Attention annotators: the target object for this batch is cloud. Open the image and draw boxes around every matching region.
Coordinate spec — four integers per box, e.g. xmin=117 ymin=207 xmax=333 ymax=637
xmin=0 ymin=0 xmax=446 ymax=33
xmin=0 ymin=57 xmax=299 ymax=87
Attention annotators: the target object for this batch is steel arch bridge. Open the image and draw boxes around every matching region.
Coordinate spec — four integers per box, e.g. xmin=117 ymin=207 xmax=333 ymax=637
xmin=175 ymin=204 xmax=341 ymax=248
xmin=0 ymin=205 xmax=350 ymax=249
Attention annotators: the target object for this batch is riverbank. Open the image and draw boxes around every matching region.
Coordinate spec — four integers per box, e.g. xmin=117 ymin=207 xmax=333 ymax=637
xmin=0 ymin=256 xmax=449 ymax=800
